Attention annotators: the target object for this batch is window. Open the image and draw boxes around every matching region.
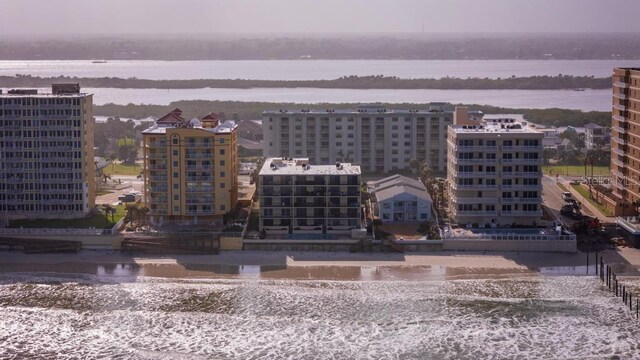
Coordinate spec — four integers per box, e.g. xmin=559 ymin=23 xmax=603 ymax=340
xmin=220 ymin=172 xmax=225 ymax=178
xmin=174 ymin=206 xmax=179 ymax=212
xmin=173 ymin=150 xmax=178 ymax=156
xmin=173 ymin=183 xmax=179 ymax=189
xmin=220 ymin=149 xmax=225 ymax=155
xmin=173 ymin=161 xmax=179 ymax=167
xmin=172 ymin=137 xmax=178 ymax=145
xmin=220 ymin=183 xmax=225 ymax=189
xmin=220 ymin=160 xmax=225 ymax=166
xmin=219 ymin=138 xmax=225 ymax=144
xmin=173 ymin=195 xmax=179 ymax=201
xmin=173 ymin=172 xmax=178 ymax=178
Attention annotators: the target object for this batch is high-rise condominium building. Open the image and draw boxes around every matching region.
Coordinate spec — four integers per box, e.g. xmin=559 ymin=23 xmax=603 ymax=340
xmin=447 ymin=118 xmax=543 ymax=227
xmin=259 ymin=158 xmax=361 ymax=236
xmin=263 ymin=104 xmax=482 ymax=173
xmin=0 ymin=84 xmax=95 ymax=221
xmin=142 ymin=109 xmax=238 ymax=226
xmin=609 ymin=68 xmax=640 ymax=215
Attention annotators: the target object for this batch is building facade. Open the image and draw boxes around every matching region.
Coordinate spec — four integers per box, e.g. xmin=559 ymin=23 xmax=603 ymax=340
xmin=263 ymin=104 xmax=482 ymax=174
xmin=609 ymin=68 xmax=640 ymax=215
xmin=447 ymin=118 xmax=543 ymax=227
xmin=367 ymin=174 xmax=432 ymax=223
xmin=584 ymin=123 xmax=607 ymax=150
xmin=142 ymin=109 xmax=238 ymax=226
xmin=0 ymin=84 xmax=95 ymax=221
xmin=259 ymin=158 xmax=361 ymax=236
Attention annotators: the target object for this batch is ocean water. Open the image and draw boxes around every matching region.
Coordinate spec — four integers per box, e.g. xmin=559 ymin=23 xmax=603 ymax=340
xmin=1 ymin=270 xmax=639 ymax=359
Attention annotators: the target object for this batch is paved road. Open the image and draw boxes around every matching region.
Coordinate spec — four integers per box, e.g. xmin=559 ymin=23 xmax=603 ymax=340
xmin=96 ymin=175 xmax=144 ymax=205
xmin=542 ymin=175 xmax=595 ymax=227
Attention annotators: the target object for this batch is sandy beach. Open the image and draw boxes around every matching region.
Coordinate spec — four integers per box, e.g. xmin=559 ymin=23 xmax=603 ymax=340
xmin=1 ymin=248 xmax=639 ymax=281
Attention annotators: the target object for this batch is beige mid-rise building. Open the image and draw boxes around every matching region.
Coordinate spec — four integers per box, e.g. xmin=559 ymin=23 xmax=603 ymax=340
xmin=609 ymin=68 xmax=640 ymax=216
xmin=142 ymin=109 xmax=238 ymax=226
xmin=263 ymin=104 xmax=482 ymax=174
xmin=447 ymin=118 xmax=543 ymax=227
xmin=0 ymin=84 xmax=95 ymax=221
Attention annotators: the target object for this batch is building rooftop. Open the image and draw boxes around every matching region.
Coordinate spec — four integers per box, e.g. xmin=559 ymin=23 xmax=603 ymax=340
xmin=584 ymin=123 xmax=604 ymax=129
xmin=143 ymin=108 xmax=238 ymax=135
xmin=0 ymin=83 xmax=88 ymax=97
xmin=367 ymin=174 xmax=426 ymax=194
xmin=375 ymin=184 xmax=432 ymax=203
xmin=263 ymin=104 xmax=483 ymax=116
xmin=451 ymin=118 xmax=541 ymax=134
xmin=260 ymin=158 xmax=361 ymax=176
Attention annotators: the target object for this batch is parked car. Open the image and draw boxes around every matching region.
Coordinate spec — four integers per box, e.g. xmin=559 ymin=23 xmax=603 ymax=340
xmin=562 ymin=192 xmax=573 ymax=202
xmin=570 ymin=180 xmax=581 ymax=185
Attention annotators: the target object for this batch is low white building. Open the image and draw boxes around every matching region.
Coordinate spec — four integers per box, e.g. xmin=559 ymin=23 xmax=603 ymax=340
xmin=368 ymin=175 xmax=433 ymax=223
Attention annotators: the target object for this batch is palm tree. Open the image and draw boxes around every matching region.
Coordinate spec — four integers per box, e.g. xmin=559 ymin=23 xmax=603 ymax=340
xmin=138 ymin=206 xmax=150 ymax=226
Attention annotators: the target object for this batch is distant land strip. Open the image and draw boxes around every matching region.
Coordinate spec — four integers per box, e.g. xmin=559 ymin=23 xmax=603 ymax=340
xmin=2 ymin=74 xmax=611 ymax=90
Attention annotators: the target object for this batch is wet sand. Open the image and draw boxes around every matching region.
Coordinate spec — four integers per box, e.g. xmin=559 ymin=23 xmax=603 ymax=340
xmin=1 ymin=248 xmax=639 ymax=281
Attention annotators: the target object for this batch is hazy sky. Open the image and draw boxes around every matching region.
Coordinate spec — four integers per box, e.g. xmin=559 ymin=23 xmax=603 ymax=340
xmin=1 ymin=0 xmax=639 ymax=36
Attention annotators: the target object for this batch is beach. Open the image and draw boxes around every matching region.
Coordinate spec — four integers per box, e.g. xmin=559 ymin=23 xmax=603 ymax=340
xmin=1 ymin=248 xmax=639 ymax=281
xmin=2 ymin=249 xmax=640 ymax=359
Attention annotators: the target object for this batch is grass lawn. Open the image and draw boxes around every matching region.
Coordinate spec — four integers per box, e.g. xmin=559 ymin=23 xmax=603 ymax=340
xmin=570 ymin=184 xmax=613 ymax=217
xmin=9 ymin=205 xmax=126 ymax=229
xmin=543 ymin=165 xmax=609 ymax=177
xmin=103 ymin=162 xmax=143 ymax=176
xmin=557 ymin=183 xmax=569 ymax=192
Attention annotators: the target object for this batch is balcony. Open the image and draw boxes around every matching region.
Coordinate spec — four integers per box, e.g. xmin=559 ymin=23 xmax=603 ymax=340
xmin=147 ymin=141 xmax=167 ymax=148
xmin=453 ymin=197 xmax=498 ymax=204
xmin=455 ymin=210 xmax=498 ymax=217
xmin=614 ymin=81 xmax=630 ymax=88
xmin=186 ymin=165 xmax=213 ymax=171
xmin=147 ymin=154 xmax=167 ymax=160
xmin=612 ymin=158 xmax=626 ymax=168
xmin=149 ymin=187 xmax=168 ymax=192
xmin=184 ymin=153 xmax=212 ymax=159
xmin=612 ymin=136 xmax=627 ymax=146
xmin=147 ymin=165 xmax=167 ymax=170
xmin=454 ymin=158 xmax=497 ymax=164
xmin=148 ymin=198 xmax=168 ymax=204
xmin=613 ymin=115 xmax=627 ymax=123
xmin=509 ymin=171 xmax=543 ymax=177
xmin=501 ymin=210 xmax=543 ymax=217
xmin=149 ymin=176 xmax=168 ymax=181
xmin=186 ymin=187 xmax=214 ymax=193
xmin=613 ymin=126 xmax=628 ymax=135
xmin=185 ymin=176 xmax=213 ymax=182
xmin=456 ymin=171 xmax=498 ymax=178
xmin=612 ymin=147 xmax=627 ymax=156
xmin=502 ymin=145 xmax=541 ymax=152
xmin=500 ymin=184 xmax=542 ymax=190
xmin=613 ymin=103 xmax=628 ymax=111
xmin=453 ymin=145 xmax=498 ymax=152
xmin=452 ymin=184 xmax=498 ymax=190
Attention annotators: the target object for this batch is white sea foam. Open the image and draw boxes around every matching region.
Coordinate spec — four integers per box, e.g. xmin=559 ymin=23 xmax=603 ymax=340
xmin=1 ymin=274 xmax=639 ymax=359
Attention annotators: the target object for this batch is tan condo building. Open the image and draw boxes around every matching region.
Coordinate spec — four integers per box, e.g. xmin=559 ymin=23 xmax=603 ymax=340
xmin=609 ymin=68 xmax=640 ymax=216
xmin=263 ymin=104 xmax=482 ymax=173
xmin=0 ymin=84 xmax=95 ymax=221
xmin=447 ymin=118 xmax=543 ymax=227
xmin=142 ymin=109 xmax=238 ymax=226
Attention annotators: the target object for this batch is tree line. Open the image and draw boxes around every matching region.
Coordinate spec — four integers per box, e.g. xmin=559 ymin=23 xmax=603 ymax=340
xmin=1 ymin=35 xmax=640 ymax=60
xmin=95 ymin=100 xmax=611 ymax=128
xmin=2 ymin=74 xmax=611 ymax=90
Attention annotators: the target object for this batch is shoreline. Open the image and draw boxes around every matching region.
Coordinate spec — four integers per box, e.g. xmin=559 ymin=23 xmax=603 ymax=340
xmin=1 ymin=249 xmax=639 ymax=281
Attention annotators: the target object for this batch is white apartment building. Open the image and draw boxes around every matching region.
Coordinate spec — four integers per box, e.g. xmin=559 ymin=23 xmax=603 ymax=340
xmin=263 ymin=104 xmax=482 ymax=173
xmin=0 ymin=84 xmax=95 ymax=221
xmin=259 ymin=158 xmax=361 ymax=236
xmin=447 ymin=118 xmax=543 ymax=227
xmin=584 ymin=123 xmax=608 ymax=150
